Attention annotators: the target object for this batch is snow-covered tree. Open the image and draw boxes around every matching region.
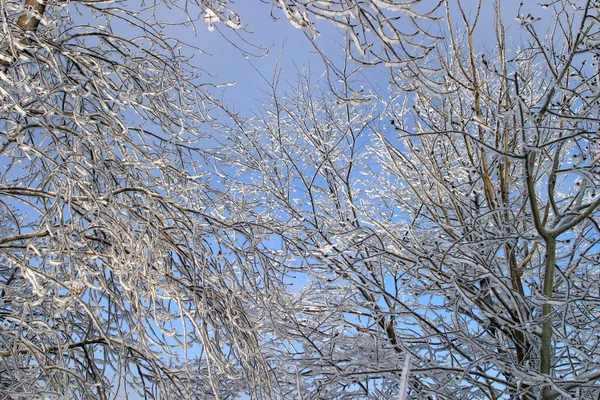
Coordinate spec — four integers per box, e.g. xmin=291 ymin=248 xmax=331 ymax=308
xmin=224 ymin=1 xmax=600 ymax=398
xmin=0 ymin=0 xmax=277 ymax=398
xmin=3 ymin=0 xmax=600 ymax=399
xmin=0 ymin=0 xmax=445 ymax=397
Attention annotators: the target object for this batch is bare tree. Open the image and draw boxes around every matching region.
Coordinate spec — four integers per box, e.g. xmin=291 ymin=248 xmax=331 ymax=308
xmin=224 ymin=1 xmax=600 ymax=398
xmin=0 ymin=0 xmax=446 ymax=397
xmin=4 ymin=0 xmax=599 ymax=398
xmin=0 ymin=1 xmax=276 ymax=398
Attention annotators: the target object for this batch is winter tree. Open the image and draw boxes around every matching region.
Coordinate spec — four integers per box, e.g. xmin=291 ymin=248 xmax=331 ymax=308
xmin=224 ymin=1 xmax=600 ymax=398
xmin=0 ymin=0 xmax=444 ymax=398
xmin=0 ymin=0 xmax=276 ymax=398
xmin=3 ymin=0 xmax=599 ymax=399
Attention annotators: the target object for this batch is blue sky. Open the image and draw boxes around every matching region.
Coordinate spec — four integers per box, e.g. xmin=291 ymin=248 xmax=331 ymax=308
xmin=185 ymin=0 xmax=543 ymax=120
xmin=192 ymin=2 xmax=335 ymax=116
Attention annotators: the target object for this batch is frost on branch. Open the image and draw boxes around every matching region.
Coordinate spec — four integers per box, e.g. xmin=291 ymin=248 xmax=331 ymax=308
xmin=0 ymin=1 xmax=274 ymax=398
xmin=2 ymin=0 xmax=600 ymax=399
xmin=222 ymin=1 xmax=600 ymax=398
xmin=271 ymin=0 xmax=444 ymax=65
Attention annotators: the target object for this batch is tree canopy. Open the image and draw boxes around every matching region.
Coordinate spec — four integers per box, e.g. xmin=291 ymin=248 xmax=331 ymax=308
xmin=1 ymin=1 xmax=600 ymax=399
